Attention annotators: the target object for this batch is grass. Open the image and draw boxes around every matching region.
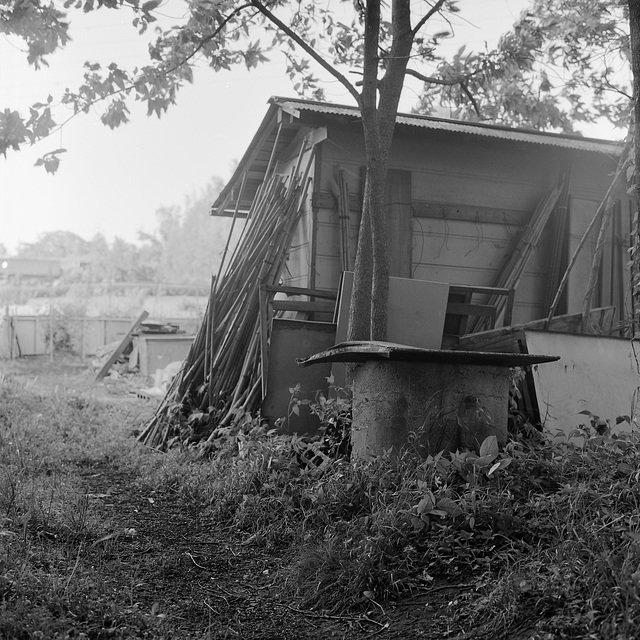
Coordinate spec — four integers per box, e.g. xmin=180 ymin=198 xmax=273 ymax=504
xmin=2 ymin=371 xmax=640 ymax=639
xmin=0 ymin=377 xmax=160 ymax=639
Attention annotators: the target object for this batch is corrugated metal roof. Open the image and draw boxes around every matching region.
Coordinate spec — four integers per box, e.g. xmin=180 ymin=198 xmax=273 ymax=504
xmin=212 ymin=96 xmax=623 ymax=216
xmin=271 ymin=96 xmax=623 ymax=155
xmin=0 ymin=258 xmax=61 ymax=277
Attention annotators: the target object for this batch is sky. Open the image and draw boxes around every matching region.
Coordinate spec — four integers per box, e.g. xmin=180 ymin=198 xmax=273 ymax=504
xmin=0 ymin=0 xmax=622 ymax=255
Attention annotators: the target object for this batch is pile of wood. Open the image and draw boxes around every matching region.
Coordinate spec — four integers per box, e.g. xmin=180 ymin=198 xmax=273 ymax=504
xmin=139 ymin=155 xmax=314 ymax=449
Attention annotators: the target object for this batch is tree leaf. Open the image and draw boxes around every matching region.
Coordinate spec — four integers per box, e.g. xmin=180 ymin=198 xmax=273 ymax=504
xmin=417 ymin=494 xmax=434 ymax=514
xmin=479 ymin=435 xmax=499 ymax=458
xmin=436 ymin=497 xmax=463 ymax=517
xmin=142 ymin=0 xmax=160 ymax=12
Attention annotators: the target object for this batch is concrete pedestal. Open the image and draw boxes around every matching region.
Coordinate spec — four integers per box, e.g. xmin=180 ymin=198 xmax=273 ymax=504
xmin=298 ymin=341 xmax=559 ymax=459
xmin=352 ymin=360 xmax=509 ymax=458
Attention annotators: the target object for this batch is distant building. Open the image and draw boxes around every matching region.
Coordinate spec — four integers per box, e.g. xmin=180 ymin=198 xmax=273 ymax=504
xmin=0 ymin=258 xmax=62 ymax=283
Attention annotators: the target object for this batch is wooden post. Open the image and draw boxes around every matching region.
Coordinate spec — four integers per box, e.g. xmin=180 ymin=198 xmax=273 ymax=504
xmin=629 ymin=0 xmax=640 ymax=332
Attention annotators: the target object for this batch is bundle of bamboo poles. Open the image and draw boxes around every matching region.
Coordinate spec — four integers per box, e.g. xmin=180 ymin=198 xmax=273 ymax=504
xmin=139 ymin=151 xmax=315 ymax=449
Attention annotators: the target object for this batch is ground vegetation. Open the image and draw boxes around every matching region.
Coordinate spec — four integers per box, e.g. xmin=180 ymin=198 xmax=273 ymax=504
xmin=2 ymin=358 xmax=640 ymax=639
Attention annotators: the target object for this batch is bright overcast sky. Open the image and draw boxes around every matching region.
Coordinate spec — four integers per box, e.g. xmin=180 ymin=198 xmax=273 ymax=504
xmin=0 ymin=0 xmax=621 ymax=254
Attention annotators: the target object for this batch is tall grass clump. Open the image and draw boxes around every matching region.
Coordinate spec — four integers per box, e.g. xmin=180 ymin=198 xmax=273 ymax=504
xmin=0 ymin=375 xmax=152 ymax=539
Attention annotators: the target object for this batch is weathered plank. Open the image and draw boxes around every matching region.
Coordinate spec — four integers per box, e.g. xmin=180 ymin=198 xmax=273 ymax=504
xmin=95 ymin=310 xmax=149 ymax=381
xmin=413 ymin=201 xmax=531 ymax=225
xmin=387 ymin=169 xmax=412 ymax=278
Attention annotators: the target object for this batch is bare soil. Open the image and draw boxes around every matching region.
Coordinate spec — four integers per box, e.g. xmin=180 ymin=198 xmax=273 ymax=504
xmin=1 ymin=355 xmax=472 ymax=639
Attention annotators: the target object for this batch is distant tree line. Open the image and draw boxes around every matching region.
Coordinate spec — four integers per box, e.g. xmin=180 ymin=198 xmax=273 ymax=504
xmin=8 ymin=177 xmax=232 ymax=287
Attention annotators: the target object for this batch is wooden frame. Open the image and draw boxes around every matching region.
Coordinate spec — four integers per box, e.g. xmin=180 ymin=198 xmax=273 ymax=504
xmin=258 ymin=285 xmax=337 ymax=396
xmin=445 ymin=285 xmax=515 ymax=338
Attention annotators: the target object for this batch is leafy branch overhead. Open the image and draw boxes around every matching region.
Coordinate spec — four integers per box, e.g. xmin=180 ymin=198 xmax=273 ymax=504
xmin=1 ymin=0 xmax=632 ymax=169
xmin=416 ymin=0 xmax=632 ymax=132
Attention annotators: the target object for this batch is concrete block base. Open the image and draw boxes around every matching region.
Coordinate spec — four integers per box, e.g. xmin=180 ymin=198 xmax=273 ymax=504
xmin=351 ymin=360 xmax=509 ymax=459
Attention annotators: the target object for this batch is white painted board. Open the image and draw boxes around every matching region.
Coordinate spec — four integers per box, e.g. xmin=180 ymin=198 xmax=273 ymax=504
xmin=332 ymin=272 xmax=449 ymax=388
xmin=525 ymin=331 xmax=640 ymax=438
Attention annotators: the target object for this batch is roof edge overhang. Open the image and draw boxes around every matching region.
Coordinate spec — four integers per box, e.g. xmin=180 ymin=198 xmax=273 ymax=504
xmin=211 ymin=99 xmax=283 ymax=216
xmin=211 ymin=96 xmax=624 ymax=216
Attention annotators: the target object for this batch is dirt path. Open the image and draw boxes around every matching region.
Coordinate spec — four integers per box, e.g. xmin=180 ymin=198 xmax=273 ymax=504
xmin=75 ymin=457 xmax=463 ymax=639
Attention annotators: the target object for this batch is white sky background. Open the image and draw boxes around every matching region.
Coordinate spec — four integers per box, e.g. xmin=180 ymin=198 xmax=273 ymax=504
xmin=0 ymin=0 xmax=623 ymax=254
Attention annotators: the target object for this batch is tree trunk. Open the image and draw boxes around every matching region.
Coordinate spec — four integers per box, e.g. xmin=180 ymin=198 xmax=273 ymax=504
xmin=629 ymin=0 xmax=640 ymax=330
xmin=347 ymin=0 xmax=415 ymax=342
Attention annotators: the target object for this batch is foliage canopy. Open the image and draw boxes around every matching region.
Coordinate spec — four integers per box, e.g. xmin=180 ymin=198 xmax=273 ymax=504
xmin=1 ymin=0 xmax=631 ymax=165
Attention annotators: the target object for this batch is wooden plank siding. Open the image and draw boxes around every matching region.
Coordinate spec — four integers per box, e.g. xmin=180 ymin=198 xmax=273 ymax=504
xmin=309 ymin=146 xmax=364 ymax=292
xmin=274 ymin=119 xmax=629 ymax=329
xmin=386 ymin=169 xmax=412 ymax=277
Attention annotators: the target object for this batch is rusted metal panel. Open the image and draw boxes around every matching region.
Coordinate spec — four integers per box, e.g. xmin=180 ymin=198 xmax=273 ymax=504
xmin=261 ymin=318 xmax=337 ymax=434
xmin=269 ymin=97 xmax=621 ymax=154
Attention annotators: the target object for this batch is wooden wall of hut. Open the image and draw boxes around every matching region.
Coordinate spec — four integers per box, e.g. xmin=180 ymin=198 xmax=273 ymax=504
xmin=285 ymin=122 xmax=631 ymax=329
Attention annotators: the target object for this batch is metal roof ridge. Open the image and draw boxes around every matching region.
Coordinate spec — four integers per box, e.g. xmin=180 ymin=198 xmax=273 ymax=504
xmin=269 ymin=96 xmax=623 ymax=149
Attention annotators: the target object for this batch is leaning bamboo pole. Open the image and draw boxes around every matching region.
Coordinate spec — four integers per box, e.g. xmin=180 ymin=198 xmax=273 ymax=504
xmin=580 ymin=202 xmax=615 ymax=332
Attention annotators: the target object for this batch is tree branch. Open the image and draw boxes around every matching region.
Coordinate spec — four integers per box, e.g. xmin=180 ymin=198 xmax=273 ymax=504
xmin=156 ymin=4 xmax=256 ymax=80
xmin=404 ymin=67 xmax=479 ymax=86
xmin=411 ymin=0 xmax=447 ymax=37
xmin=25 ymin=3 xmax=256 ymax=147
xmin=460 ymin=81 xmax=481 ymax=117
xmin=249 ymin=0 xmax=360 ymax=104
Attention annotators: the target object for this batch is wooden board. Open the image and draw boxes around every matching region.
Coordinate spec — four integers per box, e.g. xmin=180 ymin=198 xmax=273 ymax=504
xmin=334 ymin=272 xmax=449 ymax=348
xmin=95 ymin=311 xmax=149 ymax=381
xmin=387 ymin=169 xmax=412 ymax=278
xmin=413 ymin=201 xmax=530 ymax=226
xmin=454 ymin=306 xmax=616 ymax=352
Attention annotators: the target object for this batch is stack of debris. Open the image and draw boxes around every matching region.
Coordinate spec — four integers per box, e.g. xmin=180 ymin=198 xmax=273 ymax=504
xmin=139 ymin=159 xmax=314 ymax=449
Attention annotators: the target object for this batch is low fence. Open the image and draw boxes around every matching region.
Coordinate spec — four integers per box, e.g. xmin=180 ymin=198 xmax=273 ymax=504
xmin=0 ymin=314 xmax=201 ymax=359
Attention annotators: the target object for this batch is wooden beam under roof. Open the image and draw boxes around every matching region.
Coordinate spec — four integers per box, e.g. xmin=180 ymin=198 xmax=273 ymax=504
xmin=211 ymin=102 xmax=300 ymax=217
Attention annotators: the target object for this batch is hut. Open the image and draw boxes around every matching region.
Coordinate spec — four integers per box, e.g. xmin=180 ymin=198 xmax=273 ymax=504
xmin=140 ymin=97 xmax=636 ymax=449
